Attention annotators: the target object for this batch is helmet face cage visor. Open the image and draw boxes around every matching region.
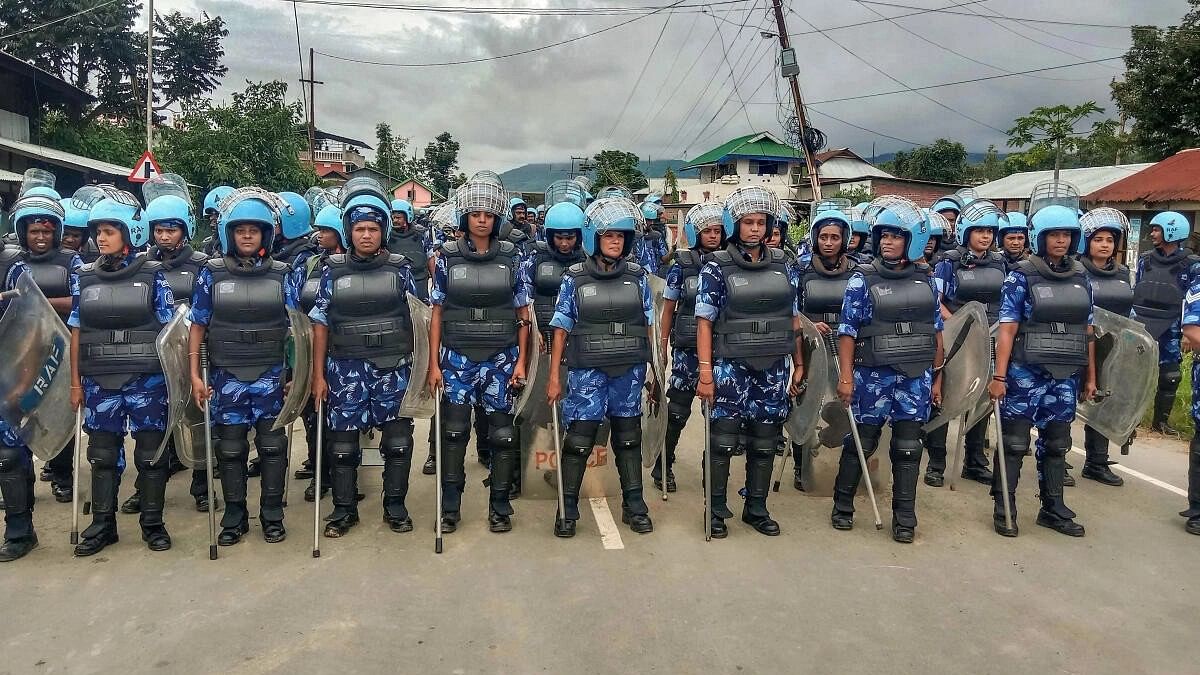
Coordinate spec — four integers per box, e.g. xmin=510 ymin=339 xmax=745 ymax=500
xmin=1028 ymin=180 xmax=1081 ymax=216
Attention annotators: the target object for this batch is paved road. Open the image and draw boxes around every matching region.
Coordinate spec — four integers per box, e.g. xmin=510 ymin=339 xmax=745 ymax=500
xmin=2 ymin=419 xmax=1197 ymax=675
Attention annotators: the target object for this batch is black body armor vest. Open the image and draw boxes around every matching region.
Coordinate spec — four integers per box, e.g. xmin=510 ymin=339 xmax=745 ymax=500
xmin=205 ymin=257 xmax=291 ymax=381
xmin=440 ymin=240 xmax=520 ymax=362
xmin=275 ymin=237 xmax=315 ymax=266
xmin=854 ymin=261 xmax=938 ymax=378
xmin=531 ymin=241 xmax=584 ymax=330
xmin=150 ymin=245 xmax=206 ymax=307
xmin=1132 ymin=248 xmax=1195 ymax=340
xmin=942 ymin=248 xmax=1007 ymax=323
xmin=564 ymin=258 xmax=649 ymax=376
xmin=77 ymin=256 xmax=164 ymax=388
xmin=670 ymin=249 xmax=705 ymax=350
xmin=1080 ymin=257 xmax=1133 ymax=317
xmin=24 ymin=248 xmax=75 ymax=301
xmin=710 ymin=245 xmax=796 ymax=371
xmin=325 ymin=253 xmax=415 ymax=369
xmin=800 ymin=257 xmax=854 ymax=325
xmin=387 ymin=225 xmax=429 ymax=300
xmin=1012 ymin=258 xmax=1091 ymax=379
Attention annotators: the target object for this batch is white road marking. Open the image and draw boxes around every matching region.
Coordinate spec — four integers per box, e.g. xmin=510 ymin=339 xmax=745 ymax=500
xmin=589 ymin=497 xmax=625 ymax=550
xmin=1070 ymin=446 xmax=1187 ymax=497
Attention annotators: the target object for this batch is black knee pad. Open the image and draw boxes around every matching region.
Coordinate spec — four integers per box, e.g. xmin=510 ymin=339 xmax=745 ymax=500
xmin=132 ymin=430 xmax=167 ymax=471
xmin=87 ymin=431 xmax=123 ymax=468
xmin=710 ymin=417 xmax=741 ymax=458
xmin=609 ymin=416 xmax=642 ymax=452
xmin=564 ymin=420 xmax=600 ymax=458
xmin=329 ymin=430 xmax=361 ymax=467
xmin=666 ymin=387 xmax=694 ymax=425
xmin=380 ymin=418 xmax=415 ymax=458
xmin=0 ymin=445 xmax=26 ymax=475
xmin=441 ymin=401 xmax=473 ymax=443
xmin=890 ymin=420 xmax=924 ymax=463
xmin=215 ymin=424 xmax=251 ymax=462
xmin=1000 ymin=418 xmax=1033 ymax=457
xmin=253 ymin=420 xmax=287 ymax=457
xmin=852 ymin=423 xmax=883 ymax=458
xmin=1040 ymin=421 xmax=1072 ymax=456
xmin=746 ymin=421 xmax=782 ymax=456
xmin=486 ymin=412 xmax=518 ymax=451
xmin=1159 ymin=365 xmax=1183 ymax=390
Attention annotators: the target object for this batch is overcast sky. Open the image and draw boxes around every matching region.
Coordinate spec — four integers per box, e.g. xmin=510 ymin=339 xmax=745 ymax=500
xmin=150 ymin=0 xmax=1188 ymax=173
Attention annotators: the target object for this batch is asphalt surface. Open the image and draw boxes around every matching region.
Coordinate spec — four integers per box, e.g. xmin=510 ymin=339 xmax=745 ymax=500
xmin=2 ymin=418 xmax=1197 ymax=675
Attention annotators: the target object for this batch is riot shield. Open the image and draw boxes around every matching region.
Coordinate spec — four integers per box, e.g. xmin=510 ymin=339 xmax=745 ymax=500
xmin=646 ymin=274 xmax=668 ymax=386
xmin=272 ymin=308 xmax=313 ymax=430
xmin=924 ymin=301 xmax=992 ymax=432
xmin=962 ymin=322 xmax=999 ymax=430
xmin=784 ymin=315 xmax=829 ymax=443
xmin=1077 ymin=307 xmax=1158 ymax=443
xmin=519 ymin=386 xmax=622 ymax=499
xmin=640 ymin=274 xmax=668 ymax=468
xmin=155 ymin=306 xmax=192 ymax=463
xmin=399 ymin=293 xmax=434 ymax=419
xmin=511 ymin=310 xmax=541 ymax=417
xmin=0 ymin=274 xmax=74 ymax=461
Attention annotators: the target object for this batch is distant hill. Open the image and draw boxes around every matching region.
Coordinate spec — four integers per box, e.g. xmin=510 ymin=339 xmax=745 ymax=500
xmin=499 ymin=160 xmax=700 ymax=192
xmin=872 ymin=151 xmax=1006 ymax=164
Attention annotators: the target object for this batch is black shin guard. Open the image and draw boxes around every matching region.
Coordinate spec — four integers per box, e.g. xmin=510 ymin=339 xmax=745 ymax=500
xmin=1038 ymin=421 xmax=1076 ymax=520
xmin=1154 ymin=365 xmax=1182 ymax=424
xmin=328 ymin=431 xmax=362 ymax=512
xmin=132 ymin=431 xmax=169 ymax=529
xmin=744 ymin=422 xmax=780 ymax=518
xmin=610 ymin=416 xmax=647 ymax=516
xmin=993 ymin=418 xmax=1030 ymax=517
xmin=1185 ymin=436 xmax=1200 ymax=517
xmin=0 ymin=445 xmax=33 ymax=540
xmin=1083 ymin=425 xmax=1110 ymax=466
xmin=923 ymin=423 xmax=948 ymax=472
xmin=215 ymin=424 xmax=251 ymax=528
xmin=655 ymin=388 xmax=693 ymax=478
xmin=890 ymin=421 xmax=923 ymax=530
xmin=832 ymin=423 xmax=882 ymax=516
xmin=380 ymin=418 xmax=415 ymax=521
xmin=254 ymin=419 xmax=288 ymax=522
xmin=560 ymin=420 xmax=599 ymax=521
xmin=84 ymin=431 xmax=123 ymax=535
xmin=486 ymin=412 xmax=519 ymax=516
xmin=708 ymin=417 xmax=741 ymax=519
xmin=439 ymin=400 xmax=472 ymax=514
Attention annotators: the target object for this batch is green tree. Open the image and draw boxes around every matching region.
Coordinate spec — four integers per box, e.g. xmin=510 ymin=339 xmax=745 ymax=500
xmin=879 ymin=139 xmax=969 ymax=183
xmin=591 ymin=150 xmax=648 ymax=191
xmin=969 ymin=144 xmax=1009 ymax=183
xmin=663 ymin=167 xmax=679 ymax=203
xmin=152 ymin=11 xmax=228 ymax=111
xmin=370 ymin=122 xmax=426 ymax=183
xmin=1112 ymin=2 xmax=1200 ymax=159
xmin=832 ymin=185 xmax=873 ymax=205
xmin=423 ymin=132 xmax=460 ymax=198
xmin=156 ymin=80 xmax=317 ymax=193
xmin=1006 ymin=102 xmax=1107 ymax=180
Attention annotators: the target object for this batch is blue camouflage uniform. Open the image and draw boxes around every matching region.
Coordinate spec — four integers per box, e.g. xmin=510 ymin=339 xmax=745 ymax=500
xmin=838 ymin=272 xmax=942 ymax=426
xmin=695 ymin=247 xmax=801 ymax=423
xmin=431 ymin=241 xmax=533 ymax=413
xmin=550 ymin=272 xmax=655 ymax=423
xmin=189 ymin=261 xmax=299 ymax=426
xmin=636 ymin=235 xmax=669 ymax=278
xmin=1181 ymin=278 xmax=1200 ymax=524
xmin=0 ymin=261 xmax=35 ymax=542
xmin=663 ymin=261 xmax=700 ymax=392
xmin=69 ymin=254 xmax=175 ymax=436
xmin=309 ymin=264 xmax=419 ymax=431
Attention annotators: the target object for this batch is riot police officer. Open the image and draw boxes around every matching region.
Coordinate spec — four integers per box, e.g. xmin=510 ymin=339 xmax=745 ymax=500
xmin=655 ymin=202 xmax=724 ymax=493
xmin=931 ymin=194 xmax=963 ymax=258
xmin=793 ymin=208 xmax=855 ymax=491
xmin=293 ymin=204 xmax=345 ymax=501
xmin=199 ymin=186 xmax=234 ymax=256
xmin=272 ymin=192 xmax=314 ymax=266
xmin=637 ymin=202 xmax=670 ymax=277
xmin=59 ymin=196 xmax=98 ymax=264
xmin=310 ymin=191 xmax=420 ymax=537
xmin=425 ymin=177 xmax=533 ymax=534
xmin=385 ymin=199 xmax=431 ymax=301
xmin=189 ymin=189 xmax=298 ymax=546
xmin=989 ymin=200 xmax=1097 ymax=538
xmin=1000 ymin=213 xmax=1029 ymax=271
xmin=70 ymin=191 xmax=177 ymax=555
xmin=1178 ymin=264 xmax=1200 ymax=535
xmin=847 ymin=203 xmax=873 ymax=264
xmin=546 ymin=197 xmax=658 ymax=537
xmin=695 ymin=186 xmax=806 ymax=538
xmin=1132 ymin=211 xmax=1196 ymax=436
xmin=18 ymin=185 xmax=82 ymax=503
xmin=1076 ymin=209 xmax=1134 ymax=487
xmin=833 ymin=196 xmax=943 ymax=543
xmin=926 ymin=200 xmax=1008 ymax=488
xmin=531 ymin=203 xmax=586 ymax=351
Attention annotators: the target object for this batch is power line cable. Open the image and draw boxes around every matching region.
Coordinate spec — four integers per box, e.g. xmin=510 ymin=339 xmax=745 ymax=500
xmin=0 ymin=0 xmax=121 ymax=41
xmin=605 ymin=10 xmax=675 ymax=141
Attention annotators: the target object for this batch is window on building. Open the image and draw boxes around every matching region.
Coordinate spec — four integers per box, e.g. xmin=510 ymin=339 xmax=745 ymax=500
xmin=717 ymin=162 xmax=737 ymax=179
xmin=407 ymin=189 xmax=416 ymax=201
xmin=752 ymin=160 xmax=780 ymax=176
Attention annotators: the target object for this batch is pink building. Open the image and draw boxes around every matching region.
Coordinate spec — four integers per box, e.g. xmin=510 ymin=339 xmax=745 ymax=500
xmin=390 ymin=178 xmax=444 ymax=208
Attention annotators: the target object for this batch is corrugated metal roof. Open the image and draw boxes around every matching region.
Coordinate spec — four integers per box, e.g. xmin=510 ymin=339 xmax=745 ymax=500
xmin=681 ymin=132 xmax=802 ymax=170
xmin=1086 ymin=149 xmax=1200 ymax=203
xmin=0 ymin=168 xmax=23 ymax=183
xmin=974 ymin=163 xmax=1153 ymax=201
xmin=0 ymin=136 xmax=131 ymax=177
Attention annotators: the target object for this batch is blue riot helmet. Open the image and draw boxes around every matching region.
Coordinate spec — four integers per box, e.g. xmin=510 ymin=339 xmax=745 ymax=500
xmin=1001 ymin=212 xmax=1028 ymax=237
xmin=955 ymin=199 xmax=1007 ymax=248
xmin=923 ymin=208 xmax=945 ymax=240
xmin=543 ymin=202 xmax=585 ymax=249
xmin=341 ymin=194 xmax=392 ymax=244
xmin=144 ymin=195 xmax=195 ymax=239
xmin=60 ymin=198 xmax=89 ymax=232
xmin=340 ymin=176 xmax=389 ymax=208
xmin=278 ymin=191 xmax=313 ymax=240
xmin=1028 ymin=205 xmax=1081 ymax=256
xmin=683 ymin=202 xmax=724 ymax=249
xmin=1079 ymin=207 xmax=1129 ymax=256
xmin=217 ymin=187 xmax=283 ymax=254
xmin=848 ymin=202 xmax=871 ymax=253
xmin=931 ymin=195 xmax=963 ymax=217
xmin=641 ymin=202 xmax=664 ymax=223
xmin=203 ymin=185 xmax=234 ymax=216
xmin=644 ymin=189 xmax=664 ymax=205
xmin=598 ymin=186 xmax=633 ymax=201
xmin=1028 ymin=179 xmax=1080 ymax=218
xmin=390 ymin=199 xmax=415 ymax=224
xmin=808 ymin=209 xmax=851 ymax=255
xmin=313 ymin=204 xmax=348 ymax=249
xmin=456 ymin=178 xmax=509 ymax=235
xmin=582 ymin=197 xmax=642 ymax=258
xmin=721 ymin=186 xmax=782 ymax=242
xmin=88 ymin=189 xmax=148 ymax=250
xmin=11 ymin=191 xmax=65 ymax=248
xmin=509 ymin=196 xmax=528 ymax=216
xmin=865 ymin=195 xmax=928 ymax=262
xmin=545 ymin=180 xmax=588 ymax=209
xmin=1149 ymin=211 xmax=1191 ymax=244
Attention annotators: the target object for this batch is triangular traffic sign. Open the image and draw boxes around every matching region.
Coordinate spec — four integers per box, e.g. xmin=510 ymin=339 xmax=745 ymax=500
xmin=128 ymin=150 xmax=162 ymax=183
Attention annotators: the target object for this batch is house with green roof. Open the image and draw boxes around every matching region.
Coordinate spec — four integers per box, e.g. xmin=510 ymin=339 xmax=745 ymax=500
xmin=681 ymin=131 xmax=805 ymax=185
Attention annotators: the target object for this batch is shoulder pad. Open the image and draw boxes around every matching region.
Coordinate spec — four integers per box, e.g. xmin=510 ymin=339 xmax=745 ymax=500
xmin=625 ymin=261 xmax=645 ymax=276
xmin=442 ymin=241 xmax=462 ymax=256
xmin=189 ymin=250 xmax=209 ymax=264
xmin=711 ymin=250 xmax=733 ymax=265
xmin=139 ymin=258 xmax=163 ymax=273
xmin=79 ymin=261 xmax=98 ymax=274
xmin=269 ymin=260 xmax=290 ymax=273
xmin=412 ymin=224 xmax=427 ymax=237
xmin=768 ymin=247 xmax=787 ymax=264
xmin=675 ymin=249 xmax=697 ymax=266
xmin=326 ymin=253 xmax=349 ymax=266
xmin=566 ymin=262 xmax=587 ymax=276
xmin=497 ymin=239 xmax=517 ymax=254
xmin=1013 ymin=259 xmax=1034 ymax=275
xmin=205 ymin=258 xmax=228 ymax=271
xmin=533 ymin=240 xmax=550 ymax=254
xmin=387 ymin=253 xmax=410 ymax=268
xmin=943 ymin=249 xmax=963 ymax=262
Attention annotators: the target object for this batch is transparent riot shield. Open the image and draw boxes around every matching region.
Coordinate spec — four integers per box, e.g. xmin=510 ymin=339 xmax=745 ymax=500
xmin=154 ymin=306 xmax=191 ymax=463
xmin=924 ymin=301 xmax=992 ymax=432
xmin=272 ymin=308 xmax=313 ymax=430
xmin=399 ymin=293 xmax=434 ymax=419
xmin=0 ymin=274 xmax=74 ymax=461
xmin=1077 ymin=307 xmax=1159 ymax=443
xmin=511 ymin=310 xmax=541 ymax=418
xmin=640 ymin=275 xmax=668 ymax=468
xmin=784 ymin=314 xmax=829 ymax=443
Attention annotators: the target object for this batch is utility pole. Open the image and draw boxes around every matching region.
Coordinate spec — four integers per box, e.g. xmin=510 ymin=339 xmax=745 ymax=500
xmin=145 ymin=0 xmax=154 ymax=151
xmin=299 ymin=48 xmax=324 ymax=168
xmin=769 ymin=0 xmax=822 ymax=210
